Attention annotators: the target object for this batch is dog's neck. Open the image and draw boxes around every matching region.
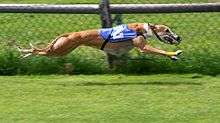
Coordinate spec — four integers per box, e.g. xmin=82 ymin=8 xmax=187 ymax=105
xmin=127 ymin=23 xmax=154 ymax=39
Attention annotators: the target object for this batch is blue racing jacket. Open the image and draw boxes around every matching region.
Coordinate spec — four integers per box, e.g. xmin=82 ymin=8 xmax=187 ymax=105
xmin=99 ymin=24 xmax=138 ymax=43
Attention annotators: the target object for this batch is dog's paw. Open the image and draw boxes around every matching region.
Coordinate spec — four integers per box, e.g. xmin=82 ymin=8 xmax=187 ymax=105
xmin=170 ymin=50 xmax=183 ymax=61
xmin=175 ymin=50 xmax=182 ymax=56
xmin=170 ymin=56 xmax=178 ymax=61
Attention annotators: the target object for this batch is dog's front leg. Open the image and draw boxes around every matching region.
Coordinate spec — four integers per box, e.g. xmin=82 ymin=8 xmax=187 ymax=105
xmin=133 ymin=36 xmax=182 ymax=60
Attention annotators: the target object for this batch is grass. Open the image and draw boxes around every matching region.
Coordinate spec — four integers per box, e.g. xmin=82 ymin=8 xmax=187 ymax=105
xmin=0 ymin=74 xmax=219 ymax=123
xmin=0 ymin=1 xmax=219 ymax=123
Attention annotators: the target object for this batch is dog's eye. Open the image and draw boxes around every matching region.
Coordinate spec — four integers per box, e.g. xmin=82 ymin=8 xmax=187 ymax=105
xmin=165 ymin=29 xmax=170 ymax=33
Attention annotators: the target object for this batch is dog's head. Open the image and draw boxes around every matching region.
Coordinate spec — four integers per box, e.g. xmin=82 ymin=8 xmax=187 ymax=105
xmin=144 ymin=23 xmax=182 ymax=45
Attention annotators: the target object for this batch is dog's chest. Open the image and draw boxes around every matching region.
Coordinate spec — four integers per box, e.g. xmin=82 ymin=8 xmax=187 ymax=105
xmin=103 ymin=40 xmax=134 ymax=56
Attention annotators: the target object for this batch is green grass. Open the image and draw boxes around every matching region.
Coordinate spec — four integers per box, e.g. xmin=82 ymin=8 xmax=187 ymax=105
xmin=0 ymin=74 xmax=219 ymax=123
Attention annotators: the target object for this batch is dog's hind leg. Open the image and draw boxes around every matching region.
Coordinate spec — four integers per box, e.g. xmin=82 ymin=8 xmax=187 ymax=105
xmin=46 ymin=35 xmax=81 ymax=56
xmin=17 ymin=32 xmax=84 ymax=58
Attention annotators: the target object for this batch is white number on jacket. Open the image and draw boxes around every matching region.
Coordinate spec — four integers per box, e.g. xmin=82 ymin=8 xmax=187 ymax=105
xmin=111 ymin=25 xmax=125 ymax=39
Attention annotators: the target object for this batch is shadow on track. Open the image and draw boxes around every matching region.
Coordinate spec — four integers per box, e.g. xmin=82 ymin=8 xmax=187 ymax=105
xmin=77 ymin=81 xmax=202 ymax=86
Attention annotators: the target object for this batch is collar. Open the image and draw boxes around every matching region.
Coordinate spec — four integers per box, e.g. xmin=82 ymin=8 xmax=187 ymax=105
xmin=143 ymin=23 xmax=153 ymax=38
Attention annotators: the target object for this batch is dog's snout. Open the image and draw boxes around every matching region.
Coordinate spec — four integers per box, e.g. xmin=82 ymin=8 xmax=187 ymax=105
xmin=176 ymin=36 xmax=181 ymax=42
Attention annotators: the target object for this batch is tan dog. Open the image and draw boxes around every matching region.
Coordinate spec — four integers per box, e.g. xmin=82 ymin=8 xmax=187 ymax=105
xmin=17 ymin=23 xmax=182 ymax=60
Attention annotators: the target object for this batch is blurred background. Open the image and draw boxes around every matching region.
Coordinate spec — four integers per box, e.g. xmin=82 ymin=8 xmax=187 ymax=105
xmin=0 ymin=0 xmax=219 ymax=75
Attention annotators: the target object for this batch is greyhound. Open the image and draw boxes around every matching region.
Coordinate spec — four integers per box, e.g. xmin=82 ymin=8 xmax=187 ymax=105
xmin=17 ymin=23 xmax=182 ymax=60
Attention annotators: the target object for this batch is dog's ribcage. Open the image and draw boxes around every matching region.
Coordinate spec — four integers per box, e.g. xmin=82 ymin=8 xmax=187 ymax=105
xmin=103 ymin=40 xmax=134 ymax=57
